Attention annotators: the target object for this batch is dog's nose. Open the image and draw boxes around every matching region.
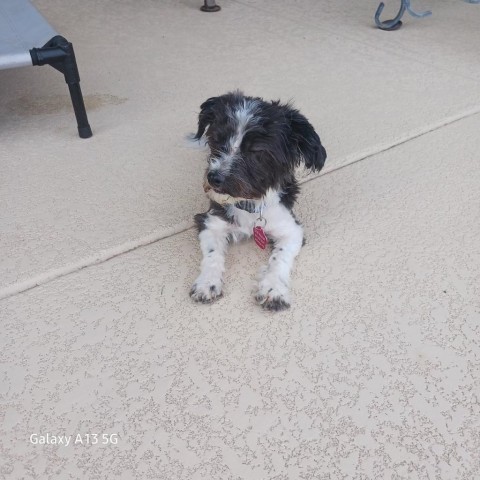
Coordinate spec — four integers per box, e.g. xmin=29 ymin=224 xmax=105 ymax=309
xmin=207 ymin=171 xmax=224 ymax=188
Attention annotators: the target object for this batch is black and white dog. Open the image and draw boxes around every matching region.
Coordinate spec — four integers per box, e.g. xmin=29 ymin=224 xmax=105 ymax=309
xmin=190 ymin=91 xmax=327 ymax=311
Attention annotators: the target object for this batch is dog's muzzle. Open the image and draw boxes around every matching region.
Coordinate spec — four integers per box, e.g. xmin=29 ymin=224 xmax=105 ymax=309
xmin=203 ymin=178 xmax=242 ymax=205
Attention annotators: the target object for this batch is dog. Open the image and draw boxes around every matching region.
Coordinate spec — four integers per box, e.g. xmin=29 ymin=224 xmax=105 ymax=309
xmin=190 ymin=91 xmax=327 ymax=311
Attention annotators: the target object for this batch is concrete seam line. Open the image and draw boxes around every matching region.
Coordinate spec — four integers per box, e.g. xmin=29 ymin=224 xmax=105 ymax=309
xmin=0 ymin=221 xmax=194 ymax=301
xmin=306 ymin=105 xmax=480 ymax=182
xmin=2 ymin=106 xmax=480 ymax=302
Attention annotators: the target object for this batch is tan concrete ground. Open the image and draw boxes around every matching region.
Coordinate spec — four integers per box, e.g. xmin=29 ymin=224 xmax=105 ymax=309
xmin=1 ymin=0 xmax=479 ymax=479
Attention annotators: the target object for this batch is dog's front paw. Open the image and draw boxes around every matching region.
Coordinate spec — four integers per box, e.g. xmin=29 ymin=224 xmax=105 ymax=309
xmin=190 ymin=277 xmax=223 ymax=304
xmin=255 ymin=277 xmax=291 ymax=311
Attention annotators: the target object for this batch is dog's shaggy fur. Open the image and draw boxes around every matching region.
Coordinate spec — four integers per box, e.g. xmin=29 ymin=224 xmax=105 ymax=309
xmin=190 ymin=91 xmax=327 ymax=310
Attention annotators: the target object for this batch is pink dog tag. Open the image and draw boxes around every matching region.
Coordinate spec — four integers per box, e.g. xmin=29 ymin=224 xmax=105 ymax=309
xmin=253 ymin=225 xmax=268 ymax=249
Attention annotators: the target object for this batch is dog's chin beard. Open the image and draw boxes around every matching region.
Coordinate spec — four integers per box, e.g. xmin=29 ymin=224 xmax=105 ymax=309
xmin=203 ymin=181 xmax=261 ymax=205
xmin=205 ymin=188 xmax=249 ymax=205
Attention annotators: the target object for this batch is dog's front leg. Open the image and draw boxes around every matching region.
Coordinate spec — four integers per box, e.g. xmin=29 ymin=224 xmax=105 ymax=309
xmin=256 ymin=213 xmax=304 ymax=311
xmin=190 ymin=214 xmax=230 ymax=303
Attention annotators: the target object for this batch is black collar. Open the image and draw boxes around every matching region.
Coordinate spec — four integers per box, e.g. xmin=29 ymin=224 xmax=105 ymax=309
xmin=234 ymin=200 xmax=263 ymax=214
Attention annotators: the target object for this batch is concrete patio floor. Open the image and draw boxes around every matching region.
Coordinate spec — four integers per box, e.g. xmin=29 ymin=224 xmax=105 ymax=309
xmin=1 ymin=0 xmax=479 ymax=478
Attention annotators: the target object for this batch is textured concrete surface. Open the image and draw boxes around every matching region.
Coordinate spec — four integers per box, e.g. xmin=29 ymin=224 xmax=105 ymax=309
xmin=1 ymin=0 xmax=480 ymax=479
xmin=1 ymin=0 xmax=480 ymax=291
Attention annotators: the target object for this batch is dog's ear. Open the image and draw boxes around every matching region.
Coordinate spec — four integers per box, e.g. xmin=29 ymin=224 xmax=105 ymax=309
xmin=288 ymin=109 xmax=327 ymax=172
xmin=194 ymin=97 xmax=218 ymax=140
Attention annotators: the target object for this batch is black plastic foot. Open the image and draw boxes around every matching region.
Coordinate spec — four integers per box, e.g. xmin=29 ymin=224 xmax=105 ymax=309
xmin=201 ymin=0 xmax=221 ymax=12
xmin=30 ymin=36 xmax=92 ymax=139
xmin=78 ymin=125 xmax=93 ymax=139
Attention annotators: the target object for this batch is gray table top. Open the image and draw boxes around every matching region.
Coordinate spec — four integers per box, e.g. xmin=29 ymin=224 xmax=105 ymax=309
xmin=0 ymin=0 xmax=57 ymax=70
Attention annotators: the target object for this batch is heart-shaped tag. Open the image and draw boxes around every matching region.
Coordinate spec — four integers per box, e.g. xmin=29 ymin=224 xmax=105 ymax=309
xmin=253 ymin=226 xmax=268 ymax=249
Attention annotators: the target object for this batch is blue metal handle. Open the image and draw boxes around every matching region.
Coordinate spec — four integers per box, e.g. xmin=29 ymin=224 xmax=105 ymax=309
xmin=375 ymin=0 xmax=431 ymax=30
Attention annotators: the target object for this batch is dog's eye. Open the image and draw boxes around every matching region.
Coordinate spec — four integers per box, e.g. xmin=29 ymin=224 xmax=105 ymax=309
xmin=209 ymin=145 xmax=225 ymax=157
xmin=208 ymin=136 xmax=224 ymax=147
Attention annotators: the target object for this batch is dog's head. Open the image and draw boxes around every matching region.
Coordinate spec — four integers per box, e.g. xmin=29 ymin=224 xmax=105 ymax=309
xmin=193 ymin=91 xmax=327 ymax=201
